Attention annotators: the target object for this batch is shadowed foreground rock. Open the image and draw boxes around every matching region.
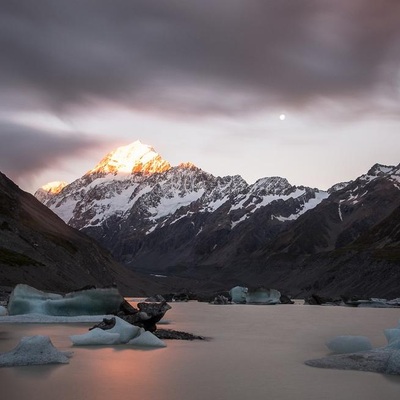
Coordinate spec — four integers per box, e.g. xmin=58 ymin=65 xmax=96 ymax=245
xmin=115 ymin=300 xmax=171 ymax=332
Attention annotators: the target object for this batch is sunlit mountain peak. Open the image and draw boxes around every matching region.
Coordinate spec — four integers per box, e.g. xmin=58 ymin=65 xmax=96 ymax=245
xmin=40 ymin=181 xmax=68 ymax=194
xmin=178 ymin=162 xmax=198 ymax=170
xmin=88 ymin=140 xmax=172 ymax=176
xmin=34 ymin=181 xmax=68 ymax=203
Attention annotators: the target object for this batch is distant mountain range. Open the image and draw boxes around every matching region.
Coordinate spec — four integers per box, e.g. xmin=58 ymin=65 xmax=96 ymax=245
xmin=34 ymin=141 xmax=400 ymax=297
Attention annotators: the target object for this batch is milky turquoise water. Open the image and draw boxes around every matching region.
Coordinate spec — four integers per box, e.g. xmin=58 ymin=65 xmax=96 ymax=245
xmin=1 ymin=301 xmax=400 ymax=400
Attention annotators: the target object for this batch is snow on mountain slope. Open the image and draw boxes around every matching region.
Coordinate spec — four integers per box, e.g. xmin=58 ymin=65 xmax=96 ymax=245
xmin=273 ymin=190 xmax=330 ymax=222
xmin=34 ymin=181 xmax=68 ymax=203
xmin=338 ymin=163 xmax=400 ymax=206
xmin=269 ymin=162 xmax=400 ymax=257
xmin=34 ymin=141 xmax=400 ymax=282
xmin=36 ymin=141 xmax=327 ymax=233
xmin=229 ymin=176 xmax=327 ymax=227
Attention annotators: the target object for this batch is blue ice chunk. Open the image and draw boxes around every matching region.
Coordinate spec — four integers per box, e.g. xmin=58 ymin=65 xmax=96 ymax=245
xmin=384 ymin=328 xmax=400 ymax=344
xmin=386 ymin=350 xmax=400 ymax=374
xmin=0 ymin=335 xmax=72 ymax=367
xmin=105 ymin=316 xmax=141 ymax=343
xmin=128 ymin=331 xmax=166 ymax=348
xmin=229 ymin=286 xmax=248 ymax=304
xmin=326 ymin=335 xmax=373 ymax=354
xmin=8 ymin=284 xmax=123 ymax=316
xmin=246 ymin=288 xmax=281 ymax=304
xmin=70 ymin=328 xmax=121 ymax=346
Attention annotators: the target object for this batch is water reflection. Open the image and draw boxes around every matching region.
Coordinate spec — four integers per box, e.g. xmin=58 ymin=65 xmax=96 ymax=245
xmin=1 ymin=304 xmax=400 ymax=400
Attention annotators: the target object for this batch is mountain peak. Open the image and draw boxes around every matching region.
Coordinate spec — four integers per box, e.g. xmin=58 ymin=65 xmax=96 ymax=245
xmin=178 ymin=162 xmax=199 ymax=170
xmin=88 ymin=140 xmax=171 ymax=176
xmin=40 ymin=181 xmax=68 ymax=194
xmin=34 ymin=181 xmax=68 ymax=203
xmin=367 ymin=163 xmax=394 ymax=177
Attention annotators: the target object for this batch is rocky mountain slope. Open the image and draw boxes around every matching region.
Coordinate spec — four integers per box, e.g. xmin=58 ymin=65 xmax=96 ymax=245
xmin=37 ymin=141 xmax=327 ymax=263
xmin=36 ymin=141 xmax=400 ymax=297
xmin=230 ymin=163 xmax=400 ymax=297
xmin=0 ymin=171 xmax=165 ymax=295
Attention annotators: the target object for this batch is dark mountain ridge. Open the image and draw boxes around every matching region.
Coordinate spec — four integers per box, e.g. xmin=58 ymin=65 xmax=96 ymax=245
xmin=0 ymin=171 xmax=165 ymax=295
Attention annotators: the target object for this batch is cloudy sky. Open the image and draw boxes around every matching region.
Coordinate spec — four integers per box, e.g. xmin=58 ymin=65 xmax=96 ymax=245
xmin=1 ymin=1 xmax=399 ymax=193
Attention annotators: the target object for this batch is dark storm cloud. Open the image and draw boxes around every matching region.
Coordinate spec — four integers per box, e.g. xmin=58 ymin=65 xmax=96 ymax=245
xmin=0 ymin=0 xmax=399 ymax=115
xmin=0 ymin=122 xmax=100 ymax=182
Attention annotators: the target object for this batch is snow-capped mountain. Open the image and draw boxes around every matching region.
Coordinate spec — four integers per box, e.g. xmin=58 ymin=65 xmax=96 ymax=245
xmin=36 ymin=140 xmax=327 ymax=261
xmin=38 ymin=141 xmax=326 ymax=229
xmin=35 ymin=181 xmax=68 ymax=203
xmin=270 ymin=163 xmax=400 ymax=255
xmin=35 ymin=141 xmax=400 ymax=297
xmin=88 ymin=140 xmax=171 ymax=177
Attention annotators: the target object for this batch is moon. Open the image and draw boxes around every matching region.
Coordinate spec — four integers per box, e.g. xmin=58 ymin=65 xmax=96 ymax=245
xmin=279 ymin=114 xmax=286 ymax=121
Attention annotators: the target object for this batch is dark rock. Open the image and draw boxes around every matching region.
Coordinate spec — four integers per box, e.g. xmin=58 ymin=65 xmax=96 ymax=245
xmin=279 ymin=294 xmax=295 ymax=304
xmin=89 ymin=317 xmax=116 ymax=331
xmin=155 ymin=329 xmax=206 ymax=341
xmin=159 ymin=291 xmax=192 ymax=302
xmin=210 ymin=295 xmax=230 ymax=305
xmin=115 ymin=300 xmax=171 ymax=332
xmin=161 ymin=289 xmax=201 ymax=302
xmin=145 ymin=294 xmax=166 ymax=302
xmin=160 ymin=293 xmax=174 ymax=302
xmin=196 ymin=291 xmax=232 ymax=303
xmin=119 ymin=299 xmax=139 ymax=315
xmin=173 ymin=292 xmax=190 ymax=302
xmin=304 ymin=294 xmax=342 ymax=305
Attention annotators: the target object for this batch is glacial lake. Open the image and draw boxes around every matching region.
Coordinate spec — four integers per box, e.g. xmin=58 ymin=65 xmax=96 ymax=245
xmin=1 ymin=300 xmax=400 ymax=400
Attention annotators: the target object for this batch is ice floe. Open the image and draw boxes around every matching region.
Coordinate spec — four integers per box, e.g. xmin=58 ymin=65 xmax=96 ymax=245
xmin=306 ymin=319 xmax=400 ymax=375
xmin=0 ymin=335 xmax=72 ymax=367
xmin=70 ymin=328 xmax=121 ymax=346
xmin=128 ymin=331 xmax=166 ymax=348
xmin=229 ymin=286 xmax=281 ymax=304
xmin=326 ymin=335 xmax=372 ymax=354
xmin=8 ymin=284 xmax=123 ymax=316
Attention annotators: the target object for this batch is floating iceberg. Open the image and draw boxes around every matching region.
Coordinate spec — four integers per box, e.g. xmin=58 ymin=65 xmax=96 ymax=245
xmin=384 ymin=328 xmax=400 ymax=345
xmin=102 ymin=316 xmax=141 ymax=343
xmin=326 ymin=335 xmax=373 ymax=354
xmin=229 ymin=286 xmax=281 ymax=304
xmin=229 ymin=286 xmax=248 ymax=304
xmin=0 ymin=335 xmax=72 ymax=367
xmin=128 ymin=331 xmax=166 ymax=348
xmin=246 ymin=288 xmax=281 ymax=304
xmin=383 ymin=329 xmax=400 ymax=349
xmin=70 ymin=316 xmax=141 ymax=345
xmin=306 ymin=319 xmax=400 ymax=375
xmin=305 ymin=349 xmax=400 ymax=374
xmin=8 ymin=284 xmax=123 ymax=316
xmin=70 ymin=328 xmax=121 ymax=346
